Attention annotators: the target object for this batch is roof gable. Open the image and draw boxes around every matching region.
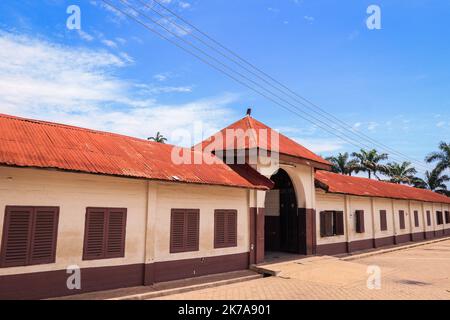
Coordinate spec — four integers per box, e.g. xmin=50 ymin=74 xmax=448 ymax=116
xmin=198 ymin=115 xmax=331 ymax=168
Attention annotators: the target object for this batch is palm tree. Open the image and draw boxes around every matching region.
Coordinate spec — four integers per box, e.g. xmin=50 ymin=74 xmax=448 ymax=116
xmin=425 ymin=141 xmax=450 ymax=172
xmin=385 ymin=161 xmax=417 ymax=184
xmin=147 ymin=132 xmax=167 ymax=143
xmin=325 ymin=152 xmax=358 ymax=176
xmin=412 ymin=167 xmax=450 ymax=195
xmin=351 ymin=149 xmax=388 ymax=180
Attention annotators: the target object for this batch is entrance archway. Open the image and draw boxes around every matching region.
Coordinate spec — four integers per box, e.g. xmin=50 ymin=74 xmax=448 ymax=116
xmin=264 ymin=169 xmax=300 ymax=254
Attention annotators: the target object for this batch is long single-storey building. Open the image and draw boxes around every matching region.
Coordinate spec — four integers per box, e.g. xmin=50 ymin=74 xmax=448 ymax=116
xmin=0 ymin=112 xmax=449 ymax=299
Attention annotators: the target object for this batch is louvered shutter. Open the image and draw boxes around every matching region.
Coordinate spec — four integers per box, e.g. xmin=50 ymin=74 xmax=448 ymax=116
xmin=414 ymin=211 xmax=419 ymax=228
xmin=320 ymin=211 xmax=326 ymax=237
xmin=105 ymin=209 xmax=127 ymax=258
xmin=334 ymin=211 xmax=344 ymax=236
xmin=380 ymin=210 xmax=387 ymax=231
xmin=83 ymin=208 xmax=107 ymax=260
xmin=0 ymin=207 xmax=33 ymax=267
xmin=185 ymin=210 xmax=199 ymax=252
xmin=445 ymin=211 xmax=450 ymax=224
xmin=170 ymin=210 xmax=185 ymax=253
xmin=170 ymin=209 xmax=199 ymax=253
xmin=399 ymin=210 xmax=406 ymax=229
xmin=226 ymin=211 xmax=237 ymax=247
xmin=324 ymin=211 xmax=334 ymax=236
xmin=30 ymin=207 xmax=59 ymax=265
xmin=355 ymin=210 xmax=365 ymax=233
xmin=214 ymin=211 xmax=226 ymax=248
xmin=426 ymin=211 xmax=431 ymax=226
xmin=436 ymin=211 xmax=443 ymax=225
xmin=214 ymin=210 xmax=237 ymax=248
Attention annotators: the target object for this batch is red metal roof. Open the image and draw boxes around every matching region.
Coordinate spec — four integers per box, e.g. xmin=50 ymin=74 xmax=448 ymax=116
xmin=315 ymin=171 xmax=450 ymax=204
xmin=0 ymin=113 xmax=273 ymax=190
xmin=198 ymin=115 xmax=331 ymax=168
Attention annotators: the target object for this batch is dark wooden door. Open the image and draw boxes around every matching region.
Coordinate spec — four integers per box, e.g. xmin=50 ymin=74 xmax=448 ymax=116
xmin=280 ymin=187 xmax=298 ymax=253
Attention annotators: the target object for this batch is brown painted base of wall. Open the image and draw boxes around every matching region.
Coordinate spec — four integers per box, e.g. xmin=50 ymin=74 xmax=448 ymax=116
xmin=316 ymin=230 xmax=450 ymax=256
xmin=374 ymin=236 xmax=395 ymax=248
xmin=0 ymin=252 xmax=249 ymax=300
xmin=0 ymin=263 xmax=145 ymax=300
xmin=145 ymin=252 xmax=249 ymax=285
xmin=411 ymin=232 xmax=425 ymax=242
xmin=394 ymin=234 xmax=411 ymax=244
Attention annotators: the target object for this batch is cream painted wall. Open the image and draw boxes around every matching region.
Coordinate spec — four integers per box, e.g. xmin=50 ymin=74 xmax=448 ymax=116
xmin=0 ymin=166 xmax=251 ymax=276
xmin=315 ymin=191 xmax=346 ymax=245
xmin=392 ymin=200 xmax=410 ymax=236
xmin=0 ymin=166 xmax=148 ymax=276
xmin=348 ymin=196 xmax=374 ymax=242
xmin=148 ymin=182 xmax=249 ymax=263
xmin=372 ymin=198 xmax=394 ymax=238
xmin=315 ymin=188 xmax=450 ymax=246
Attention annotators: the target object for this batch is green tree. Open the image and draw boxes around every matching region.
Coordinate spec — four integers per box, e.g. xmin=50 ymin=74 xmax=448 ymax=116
xmin=351 ymin=149 xmax=388 ymax=180
xmin=325 ymin=152 xmax=358 ymax=176
xmin=385 ymin=161 xmax=417 ymax=184
xmin=147 ymin=132 xmax=167 ymax=143
xmin=412 ymin=167 xmax=449 ymax=195
xmin=425 ymin=142 xmax=450 ymax=172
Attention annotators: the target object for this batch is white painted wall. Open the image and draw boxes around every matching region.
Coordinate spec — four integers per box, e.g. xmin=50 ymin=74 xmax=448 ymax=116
xmin=0 ymin=166 xmax=250 ymax=276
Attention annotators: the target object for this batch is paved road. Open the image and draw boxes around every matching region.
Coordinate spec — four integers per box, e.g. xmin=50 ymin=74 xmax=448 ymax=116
xmin=154 ymin=240 xmax=450 ymax=300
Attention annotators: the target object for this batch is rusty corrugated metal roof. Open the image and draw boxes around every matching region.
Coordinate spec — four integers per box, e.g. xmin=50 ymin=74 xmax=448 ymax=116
xmin=315 ymin=170 xmax=450 ymax=204
xmin=198 ymin=115 xmax=331 ymax=167
xmin=0 ymin=113 xmax=273 ymax=190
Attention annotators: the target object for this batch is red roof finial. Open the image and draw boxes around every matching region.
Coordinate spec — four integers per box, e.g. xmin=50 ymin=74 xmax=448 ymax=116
xmin=246 ymin=108 xmax=252 ymax=117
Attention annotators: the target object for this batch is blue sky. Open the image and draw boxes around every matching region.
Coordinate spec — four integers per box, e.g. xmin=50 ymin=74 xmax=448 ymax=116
xmin=0 ymin=0 xmax=449 ymax=175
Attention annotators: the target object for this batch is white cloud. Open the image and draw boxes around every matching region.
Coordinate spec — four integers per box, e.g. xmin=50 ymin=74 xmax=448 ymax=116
xmin=367 ymin=121 xmax=379 ymax=131
xmin=179 ymin=1 xmax=191 ymax=9
xmin=101 ymin=39 xmax=117 ymax=48
xmin=78 ymin=30 xmax=94 ymax=42
xmin=436 ymin=121 xmax=447 ymax=128
xmin=304 ymin=16 xmax=315 ymax=23
xmin=0 ymin=32 xmax=238 ymax=144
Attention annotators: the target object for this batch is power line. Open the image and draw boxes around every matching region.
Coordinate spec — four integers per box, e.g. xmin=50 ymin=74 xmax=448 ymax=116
xmin=149 ymin=0 xmax=429 ymax=170
xmin=101 ymin=0 xmax=430 ymax=173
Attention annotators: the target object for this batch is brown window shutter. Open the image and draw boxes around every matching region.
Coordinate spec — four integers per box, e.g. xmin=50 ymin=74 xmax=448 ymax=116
xmin=170 ymin=209 xmax=199 ymax=253
xmin=170 ymin=210 xmax=186 ymax=253
xmin=334 ymin=211 xmax=344 ymax=236
xmin=445 ymin=211 xmax=450 ymax=224
xmin=399 ymin=210 xmax=405 ymax=229
xmin=185 ymin=210 xmax=199 ymax=252
xmin=436 ymin=211 xmax=443 ymax=225
xmin=226 ymin=210 xmax=237 ymax=247
xmin=426 ymin=211 xmax=431 ymax=226
xmin=214 ymin=211 xmax=226 ymax=248
xmin=414 ymin=211 xmax=419 ymax=228
xmin=214 ymin=210 xmax=237 ymax=248
xmin=105 ymin=208 xmax=127 ymax=258
xmin=320 ymin=211 xmax=327 ymax=237
xmin=29 ymin=207 xmax=59 ymax=265
xmin=379 ymin=210 xmax=387 ymax=231
xmin=355 ymin=210 xmax=365 ymax=233
xmin=324 ymin=211 xmax=333 ymax=236
xmin=0 ymin=207 xmax=33 ymax=267
xmin=83 ymin=208 xmax=107 ymax=260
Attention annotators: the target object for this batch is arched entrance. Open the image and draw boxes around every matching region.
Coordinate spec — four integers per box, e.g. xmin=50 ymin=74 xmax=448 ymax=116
xmin=264 ymin=169 xmax=300 ymax=254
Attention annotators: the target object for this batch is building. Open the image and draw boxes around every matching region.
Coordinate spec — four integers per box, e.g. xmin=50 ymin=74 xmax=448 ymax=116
xmin=0 ymin=112 xmax=449 ymax=299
